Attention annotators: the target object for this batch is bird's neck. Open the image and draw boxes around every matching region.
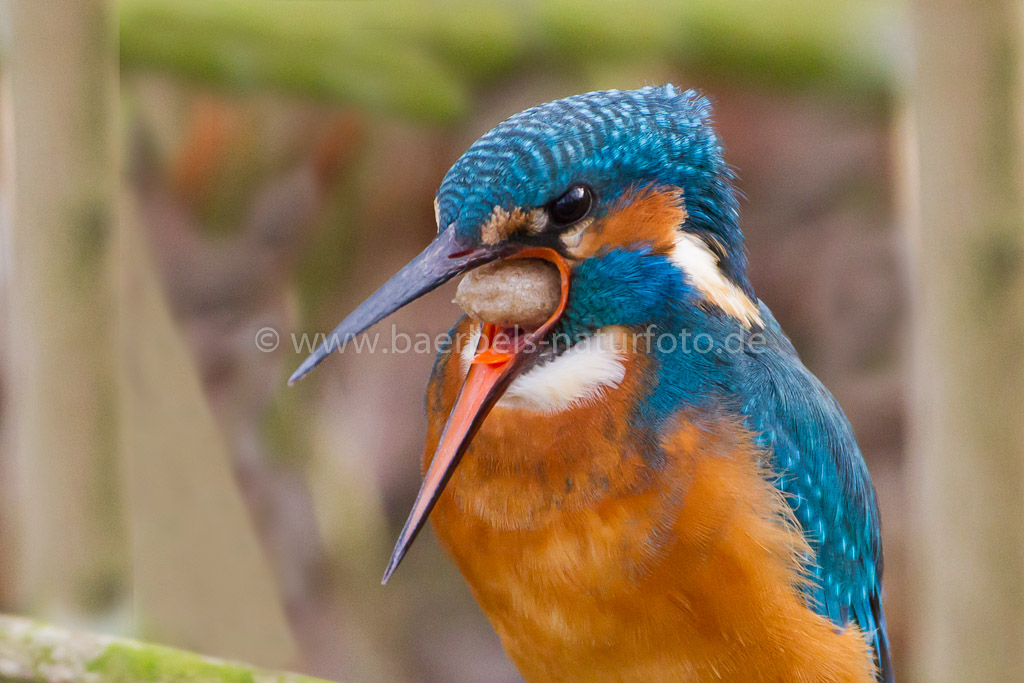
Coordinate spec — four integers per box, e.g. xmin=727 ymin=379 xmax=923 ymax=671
xmin=427 ymin=324 xmax=657 ymax=534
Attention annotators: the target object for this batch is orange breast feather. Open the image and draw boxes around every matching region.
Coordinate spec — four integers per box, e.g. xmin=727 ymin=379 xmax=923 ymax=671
xmin=425 ymin=321 xmax=876 ymax=682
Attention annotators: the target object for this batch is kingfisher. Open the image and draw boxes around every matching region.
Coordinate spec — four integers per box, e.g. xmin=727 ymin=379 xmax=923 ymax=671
xmin=290 ymin=86 xmax=892 ymax=682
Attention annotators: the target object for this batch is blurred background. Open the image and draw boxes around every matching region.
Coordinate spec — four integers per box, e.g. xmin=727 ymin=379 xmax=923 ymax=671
xmin=0 ymin=1 xmax=1021 ymax=682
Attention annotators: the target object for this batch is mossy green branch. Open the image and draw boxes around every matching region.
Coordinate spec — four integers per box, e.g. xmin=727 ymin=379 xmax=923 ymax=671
xmin=118 ymin=0 xmax=469 ymax=123
xmin=0 ymin=616 xmax=333 ymax=683
xmin=118 ymin=0 xmax=901 ymax=123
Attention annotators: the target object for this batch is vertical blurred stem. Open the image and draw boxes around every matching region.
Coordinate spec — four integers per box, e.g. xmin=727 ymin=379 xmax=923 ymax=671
xmin=0 ymin=0 xmax=128 ymax=617
xmin=907 ymin=0 xmax=1024 ymax=680
xmin=118 ymin=192 xmax=296 ymax=668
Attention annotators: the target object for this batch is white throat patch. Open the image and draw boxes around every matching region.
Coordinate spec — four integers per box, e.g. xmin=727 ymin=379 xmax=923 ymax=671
xmin=459 ymin=326 xmax=627 ymax=414
xmin=670 ymin=233 xmax=762 ymax=328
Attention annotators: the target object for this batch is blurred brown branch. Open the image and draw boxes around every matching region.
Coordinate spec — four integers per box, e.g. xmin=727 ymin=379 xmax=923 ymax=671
xmin=1 ymin=0 xmax=128 ymax=620
xmin=906 ymin=0 xmax=1024 ymax=679
xmin=2 ymin=0 xmax=301 ymax=669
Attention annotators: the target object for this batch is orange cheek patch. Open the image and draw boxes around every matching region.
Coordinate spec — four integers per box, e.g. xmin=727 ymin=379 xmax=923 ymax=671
xmin=573 ymin=187 xmax=686 ymax=257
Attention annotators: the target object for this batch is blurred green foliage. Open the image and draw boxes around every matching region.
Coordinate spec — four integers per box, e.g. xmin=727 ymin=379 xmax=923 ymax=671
xmin=120 ymin=0 xmax=468 ymax=121
xmin=119 ymin=0 xmax=899 ymax=124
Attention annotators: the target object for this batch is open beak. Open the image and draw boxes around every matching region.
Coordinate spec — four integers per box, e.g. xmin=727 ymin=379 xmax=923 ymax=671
xmin=287 ymin=229 xmax=569 ymax=583
xmin=382 ymin=247 xmax=569 ymax=583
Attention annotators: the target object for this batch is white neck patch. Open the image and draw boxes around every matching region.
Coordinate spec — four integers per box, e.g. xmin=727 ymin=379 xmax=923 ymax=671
xmin=459 ymin=326 xmax=627 ymax=414
xmin=670 ymin=232 xmax=762 ymax=328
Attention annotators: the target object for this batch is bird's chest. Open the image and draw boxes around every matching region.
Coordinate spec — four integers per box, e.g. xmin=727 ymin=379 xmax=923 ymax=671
xmin=429 ymin=406 xmax=691 ymax=682
xmin=424 ymin=337 xmax=688 ymax=679
xmin=422 ymin=329 xmax=876 ymax=682
xmin=428 ymin=409 xmax=877 ymax=683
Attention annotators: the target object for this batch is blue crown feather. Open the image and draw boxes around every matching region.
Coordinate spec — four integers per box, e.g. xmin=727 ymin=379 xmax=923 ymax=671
xmin=436 ymin=85 xmax=748 ymax=289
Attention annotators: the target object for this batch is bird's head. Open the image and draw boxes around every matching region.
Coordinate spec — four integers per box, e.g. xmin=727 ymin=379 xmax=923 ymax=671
xmin=290 ymin=85 xmax=762 ymax=580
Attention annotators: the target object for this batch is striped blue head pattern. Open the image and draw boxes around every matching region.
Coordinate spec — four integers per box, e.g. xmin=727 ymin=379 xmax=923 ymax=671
xmin=436 ymin=85 xmax=748 ymax=289
xmin=292 ymin=86 xmax=759 ymax=579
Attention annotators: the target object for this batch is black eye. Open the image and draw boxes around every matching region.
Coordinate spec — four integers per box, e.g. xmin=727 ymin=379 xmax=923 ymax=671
xmin=548 ymin=185 xmax=594 ymax=226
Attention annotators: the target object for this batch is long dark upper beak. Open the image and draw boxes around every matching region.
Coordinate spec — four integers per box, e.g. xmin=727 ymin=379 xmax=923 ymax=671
xmin=288 ymin=228 xmax=497 ymax=385
xmin=288 ymin=229 xmax=570 ymax=585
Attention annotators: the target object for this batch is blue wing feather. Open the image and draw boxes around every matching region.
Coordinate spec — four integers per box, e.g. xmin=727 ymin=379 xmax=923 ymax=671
xmin=739 ymin=303 xmax=892 ymax=682
xmin=561 ymin=246 xmax=892 ymax=679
